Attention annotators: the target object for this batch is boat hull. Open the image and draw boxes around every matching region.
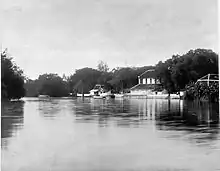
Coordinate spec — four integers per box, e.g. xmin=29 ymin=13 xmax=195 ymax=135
xmin=38 ymin=95 xmax=50 ymax=98
xmin=114 ymin=94 xmax=124 ymax=98
xmin=77 ymin=93 xmax=92 ymax=97
xmin=93 ymin=96 xmax=106 ymax=99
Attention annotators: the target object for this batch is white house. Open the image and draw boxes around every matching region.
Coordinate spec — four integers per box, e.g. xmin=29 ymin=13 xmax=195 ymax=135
xmin=130 ymin=69 xmax=162 ymax=95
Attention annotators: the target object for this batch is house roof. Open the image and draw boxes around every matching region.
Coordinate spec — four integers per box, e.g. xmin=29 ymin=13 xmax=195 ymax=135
xmin=139 ymin=69 xmax=156 ymax=78
xmin=130 ymin=84 xmax=161 ymax=90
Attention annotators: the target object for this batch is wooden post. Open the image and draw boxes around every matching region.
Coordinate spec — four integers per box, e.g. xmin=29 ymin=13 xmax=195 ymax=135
xmin=81 ymin=80 xmax=84 ymax=98
xmin=207 ymin=74 xmax=210 ymax=86
xmin=168 ymin=99 xmax=171 ymax=112
xmin=81 ymin=79 xmax=84 ymax=98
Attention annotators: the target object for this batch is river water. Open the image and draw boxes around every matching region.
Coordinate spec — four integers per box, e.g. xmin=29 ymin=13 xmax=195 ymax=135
xmin=1 ymin=98 xmax=220 ymax=171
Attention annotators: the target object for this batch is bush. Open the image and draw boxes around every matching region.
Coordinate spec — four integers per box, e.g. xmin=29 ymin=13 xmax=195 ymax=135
xmin=185 ymin=82 xmax=219 ymax=102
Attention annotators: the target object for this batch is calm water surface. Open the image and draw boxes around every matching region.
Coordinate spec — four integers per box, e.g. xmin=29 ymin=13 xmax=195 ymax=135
xmin=1 ymin=98 xmax=220 ymax=171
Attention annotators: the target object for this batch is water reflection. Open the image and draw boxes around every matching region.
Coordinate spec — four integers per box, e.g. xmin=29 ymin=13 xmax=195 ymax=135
xmin=156 ymin=101 xmax=219 ymax=127
xmin=74 ymin=98 xmax=220 ymax=144
xmin=185 ymin=101 xmax=219 ymax=125
xmin=155 ymin=100 xmax=219 ymax=146
xmin=74 ymin=98 xmax=219 ymax=124
xmin=1 ymin=101 xmax=24 ymax=148
xmin=38 ymin=99 xmax=63 ymax=119
xmin=1 ymin=98 xmax=220 ymax=171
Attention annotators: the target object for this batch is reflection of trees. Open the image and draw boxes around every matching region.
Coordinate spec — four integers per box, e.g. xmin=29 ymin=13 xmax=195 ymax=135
xmin=38 ymin=99 xmax=62 ymax=119
xmin=1 ymin=101 xmax=24 ymax=148
xmin=74 ymin=98 xmax=136 ymax=127
xmin=73 ymin=99 xmax=183 ymax=128
xmin=156 ymin=100 xmax=219 ymax=143
xmin=74 ymin=98 xmax=112 ymax=126
xmin=73 ymin=98 xmax=219 ymax=142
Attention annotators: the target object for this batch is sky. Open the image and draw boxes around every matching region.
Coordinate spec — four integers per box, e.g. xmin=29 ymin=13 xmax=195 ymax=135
xmin=1 ymin=0 xmax=218 ymax=79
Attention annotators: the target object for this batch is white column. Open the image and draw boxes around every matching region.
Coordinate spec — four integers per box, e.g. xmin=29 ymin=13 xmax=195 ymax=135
xmin=151 ymin=78 xmax=155 ymax=84
xmin=208 ymin=74 xmax=210 ymax=86
xmin=143 ymin=78 xmax=146 ymax=84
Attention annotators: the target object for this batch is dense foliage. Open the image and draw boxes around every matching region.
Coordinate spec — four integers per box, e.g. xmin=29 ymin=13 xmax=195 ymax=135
xmin=185 ymin=82 xmax=219 ymax=102
xmin=25 ymin=74 xmax=69 ymax=97
xmin=1 ymin=50 xmax=25 ymax=100
xmin=108 ymin=66 xmax=155 ymax=93
xmin=69 ymin=68 xmax=102 ymax=94
xmin=67 ymin=65 xmax=155 ymax=94
xmin=155 ymin=49 xmax=218 ymax=93
xmin=22 ymin=48 xmax=218 ymax=99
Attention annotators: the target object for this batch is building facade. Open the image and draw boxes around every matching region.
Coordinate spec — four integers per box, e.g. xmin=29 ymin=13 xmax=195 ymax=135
xmin=130 ymin=69 xmax=162 ymax=95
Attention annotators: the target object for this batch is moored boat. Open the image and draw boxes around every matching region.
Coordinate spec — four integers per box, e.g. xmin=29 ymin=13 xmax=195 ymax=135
xmin=114 ymin=94 xmax=124 ymax=98
xmin=38 ymin=95 xmax=51 ymax=100
xmin=89 ymin=84 xmax=113 ymax=98
xmin=93 ymin=95 xmax=106 ymax=99
xmin=38 ymin=95 xmax=50 ymax=98
xmin=76 ymin=93 xmax=91 ymax=97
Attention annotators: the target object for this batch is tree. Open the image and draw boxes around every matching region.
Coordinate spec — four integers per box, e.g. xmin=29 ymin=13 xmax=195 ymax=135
xmin=69 ymin=68 xmax=102 ymax=93
xmin=97 ymin=60 xmax=109 ymax=72
xmin=106 ymin=66 xmax=155 ymax=93
xmin=24 ymin=74 xmax=69 ymax=97
xmin=155 ymin=60 xmax=175 ymax=93
xmin=155 ymin=48 xmax=218 ymax=93
xmin=108 ymin=67 xmax=137 ymax=92
xmin=38 ymin=74 xmax=69 ymax=97
xmin=1 ymin=49 xmax=25 ymax=100
xmin=24 ymin=79 xmax=39 ymax=97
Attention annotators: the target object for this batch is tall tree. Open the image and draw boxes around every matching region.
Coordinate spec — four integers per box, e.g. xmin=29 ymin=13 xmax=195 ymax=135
xmin=38 ymin=74 xmax=69 ymax=97
xmin=69 ymin=68 xmax=102 ymax=93
xmin=97 ymin=60 xmax=109 ymax=72
xmin=155 ymin=48 xmax=218 ymax=93
xmin=1 ymin=49 xmax=25 ymax=99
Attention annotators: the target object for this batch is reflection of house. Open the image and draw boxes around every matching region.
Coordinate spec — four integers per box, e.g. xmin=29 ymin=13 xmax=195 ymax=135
xmin=130 ymin=69 xmax=162 ymax=95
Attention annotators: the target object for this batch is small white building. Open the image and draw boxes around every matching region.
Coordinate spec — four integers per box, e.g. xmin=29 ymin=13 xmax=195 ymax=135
xmin=130 ymin=69 xmax=162 ymax=95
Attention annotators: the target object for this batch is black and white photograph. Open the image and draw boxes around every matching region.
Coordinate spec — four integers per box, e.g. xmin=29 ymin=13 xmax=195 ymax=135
xmin=1 ymin=0 xmax=219 ymax=170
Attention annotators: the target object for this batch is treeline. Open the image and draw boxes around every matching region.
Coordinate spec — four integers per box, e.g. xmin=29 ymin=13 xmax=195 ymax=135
xmin=155 ymin=49 xmax=218 ymax=93
xmin=1 ymin=48 xmax=218 ymax=99
xmin=25 ymin=74 xmax=69 ymax=97
xmin=1 ymin=50 xmax=25 ymax=100
xmin=25 ymin=65 xmax=154 ymax=97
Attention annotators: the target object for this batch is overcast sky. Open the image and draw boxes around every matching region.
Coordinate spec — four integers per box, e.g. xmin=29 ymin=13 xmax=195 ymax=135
xmin=1 ymin=0 xmax=218 ymax=79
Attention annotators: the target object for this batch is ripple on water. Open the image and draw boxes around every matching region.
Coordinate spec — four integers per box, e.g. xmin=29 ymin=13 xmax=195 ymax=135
xmin=1 ymin=98 xmax=220 ymax=171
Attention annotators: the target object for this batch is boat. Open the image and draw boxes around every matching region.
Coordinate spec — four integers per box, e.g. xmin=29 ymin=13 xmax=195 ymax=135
xmin=38 ymin=95 xmax=50 ymax=98
xmin=89 ymin=84 xmax=105 ymax=96
xmin=93 ymin=95 xmax=106 ymax=99
xmin=38 ymin=95 xmax=51 ymax=100
xmin=114 ymin=94 xmax=124 ymax=98
xmin=76 ymin=93 xmax=92 ymax=97
xmin=89 ymin=84 xmax=113 ymax=98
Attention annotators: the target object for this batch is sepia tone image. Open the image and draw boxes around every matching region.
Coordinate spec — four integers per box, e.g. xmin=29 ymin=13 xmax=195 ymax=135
xmin=1 ymin=0 xmax=219 ymax=171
